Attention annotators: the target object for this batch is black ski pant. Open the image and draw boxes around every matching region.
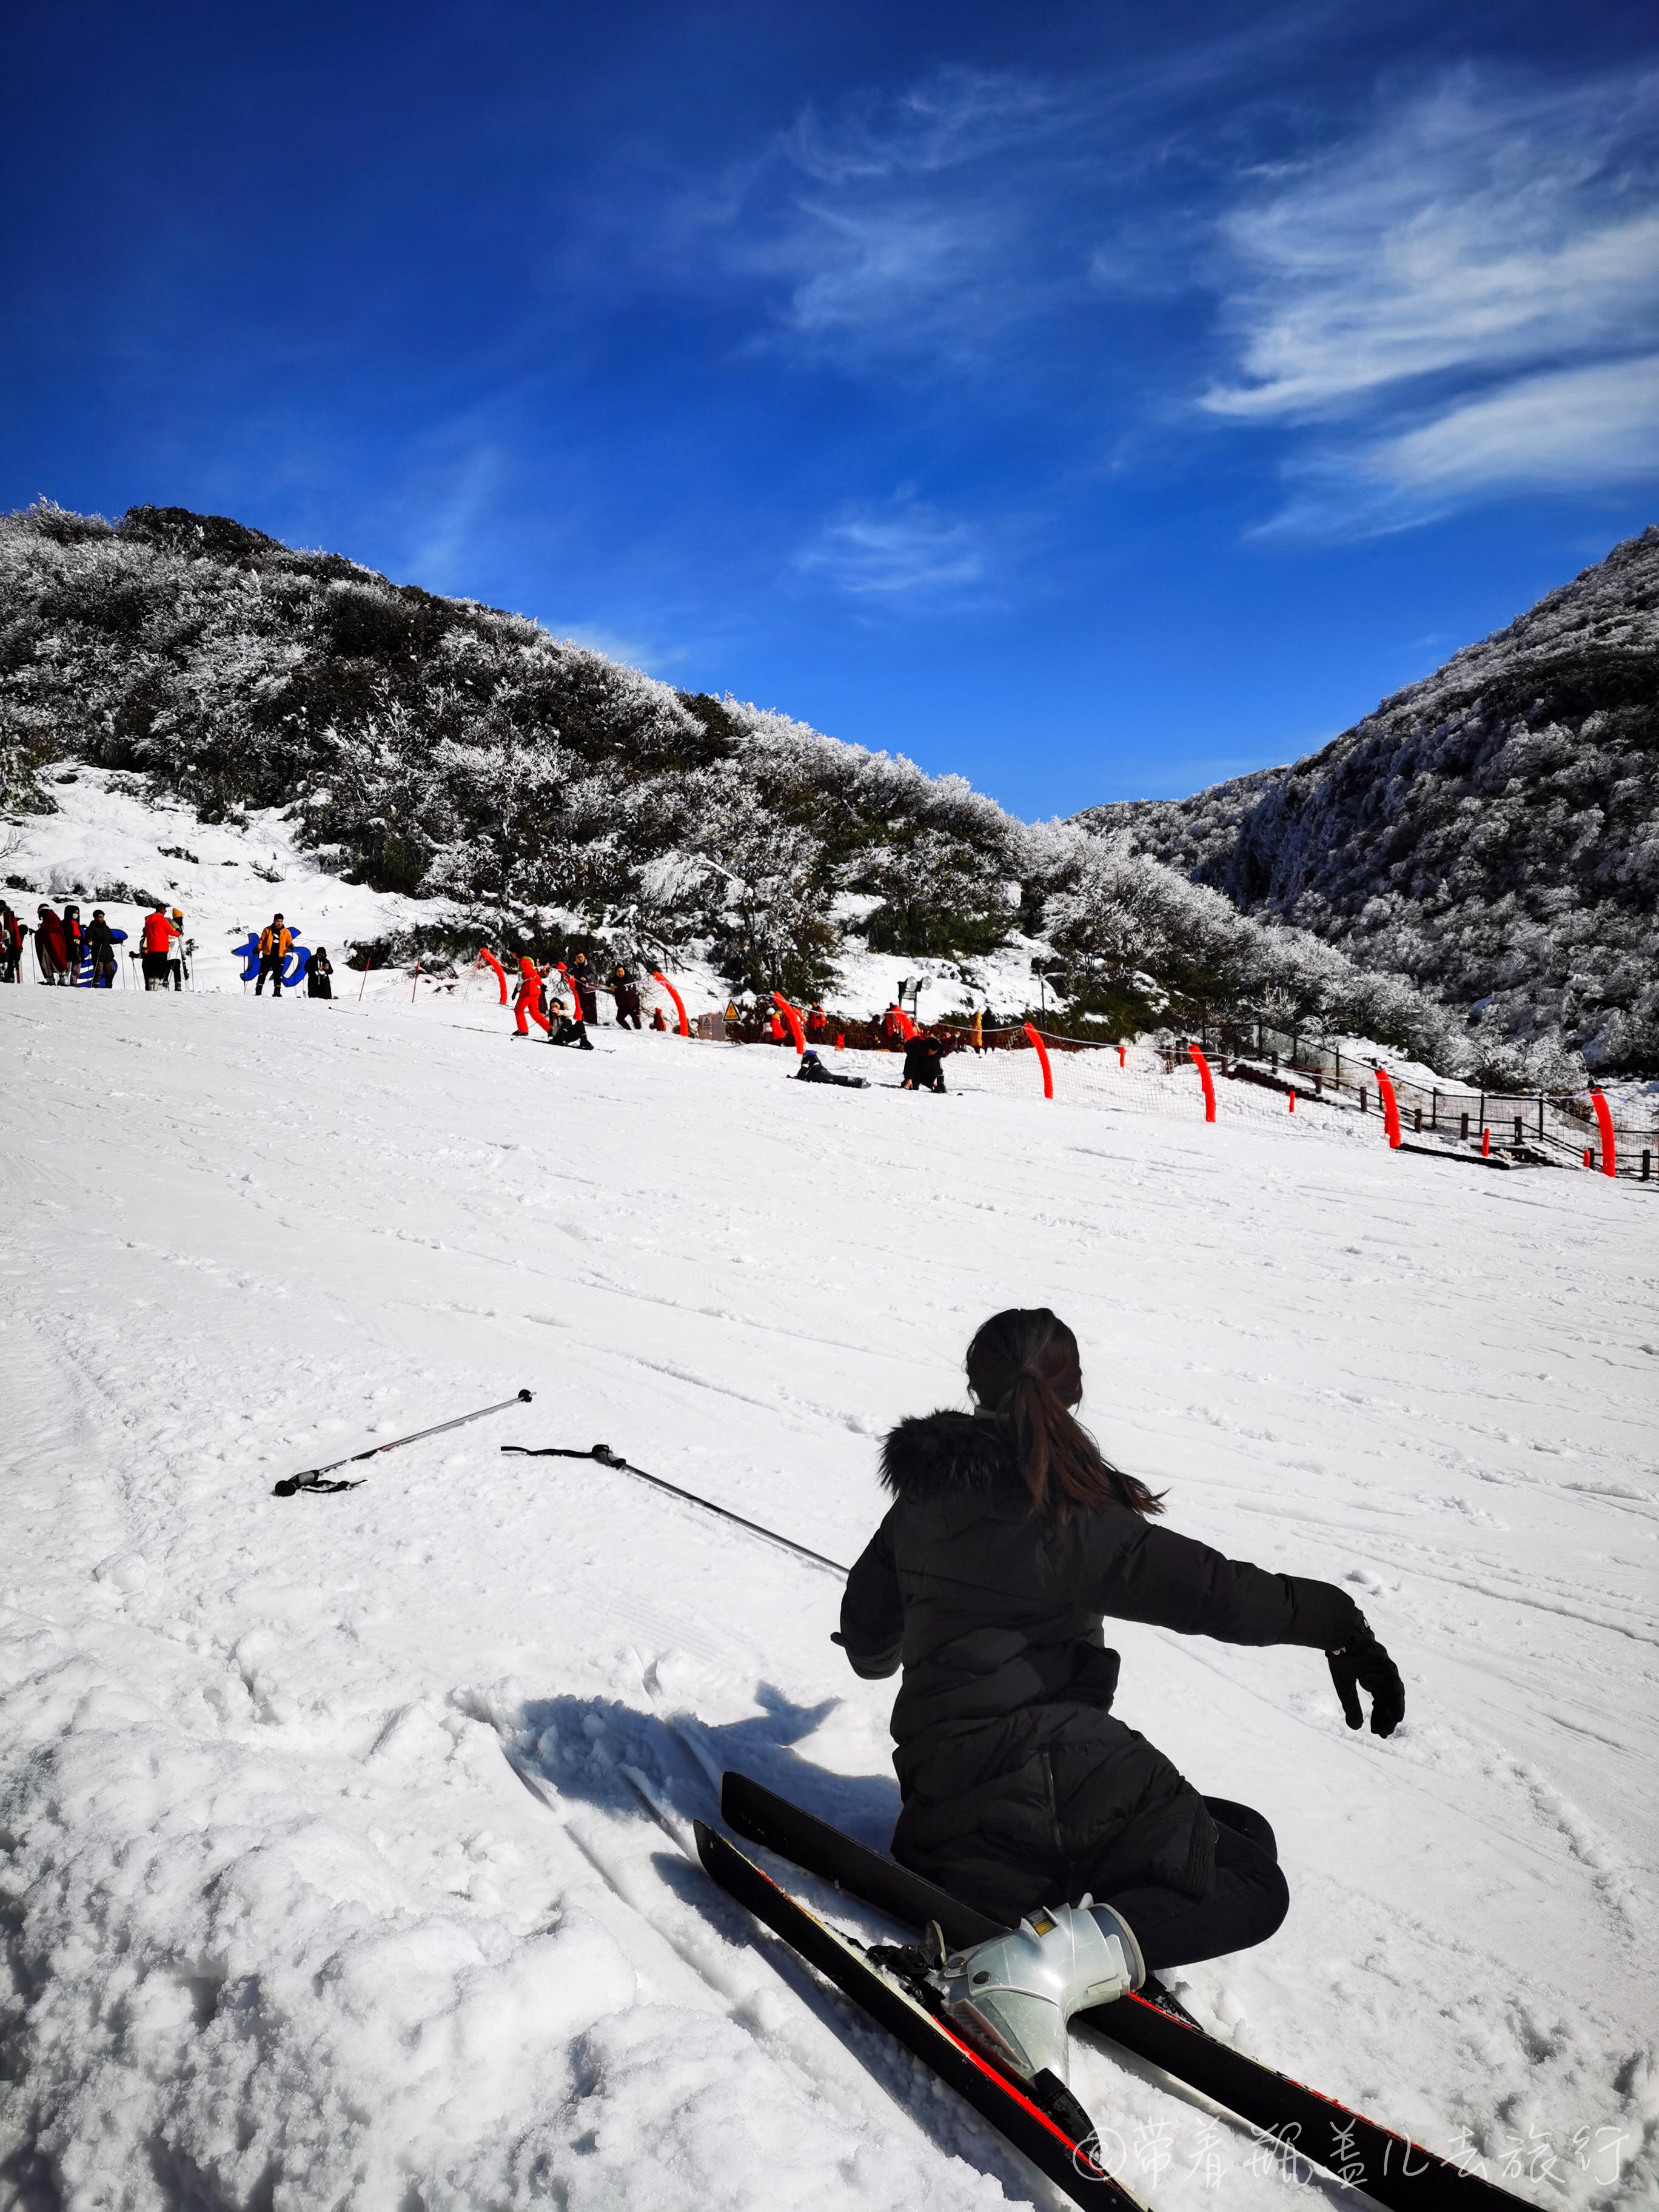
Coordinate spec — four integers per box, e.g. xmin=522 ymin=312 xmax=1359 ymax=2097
xmin=1103 ymin=1799 xmax=1287 ymax=1971
xmin=255 ymin=953 xmax=283 ymax=996
xmin=91 ymin=953 xmax=116 ymax=988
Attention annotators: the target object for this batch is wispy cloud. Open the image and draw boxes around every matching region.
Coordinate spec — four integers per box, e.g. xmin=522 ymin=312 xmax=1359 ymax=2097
xmin=683 ymin=54 xmax=1239 ymax=378
xmin=663 ymin=53 xmax=1659 ymax=543
xmin=793 ymin=494 xmax=985 ymax=600
xmin=721 ymin=67 xmax=1086 ymax=370
xmin=1204 ymin=70 xmax=1659 ymax=524
xmin=1375 ymin=354 xmax=1659 ymax=490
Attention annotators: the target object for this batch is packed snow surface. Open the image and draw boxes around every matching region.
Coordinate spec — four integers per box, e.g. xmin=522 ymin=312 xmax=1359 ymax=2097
xmin=2 ymin=982 xmax=1655 ymax=2212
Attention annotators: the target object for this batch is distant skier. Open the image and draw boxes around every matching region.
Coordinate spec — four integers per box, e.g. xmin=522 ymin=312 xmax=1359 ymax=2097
xmin=2 ymin=902 xmax=27 ymax=982
xmin=650 ymin=1005 xmax=667 ymax=1031
xmin=805 ymin=1002 xmax=827 ymax=1042
xmin=568 ymin=953 xmax=599 ymax=1025
xmin=611 ymin=964 xmax=642 ymax=1028
xmin=547 ymin=997 xmax=593 ymax=1050
xmin=86 ymin=910 xmax=119 ymax=988
xmin=254 ymin=913 xmax=290 ymax=996
xmin=307 ymin=946 xmax=335 ymax=999
xmin=62 ymin=904 xmax=85 ymax=979
xmin=36 ymin=905 xmax=69 ymax=983
xmin=512 ymin=956 xmax=551 ymax=1037
xmin=794 ymin=1048 xmax=866 ymax=1089
xmin=900 ymin=1034 xmax=947 ymax=1093
xmin=880 ymin=1002 xmax=908 ymax=1050
xmin=839 ymin=1307 xmax=1403 ymax=2084
xmin=167 ymin=907 xmax=188 ymax=990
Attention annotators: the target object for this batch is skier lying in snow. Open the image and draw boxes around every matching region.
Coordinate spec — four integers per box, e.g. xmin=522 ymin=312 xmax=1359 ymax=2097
xmin=838 ymin=1305 xmax=1403 ymax=2085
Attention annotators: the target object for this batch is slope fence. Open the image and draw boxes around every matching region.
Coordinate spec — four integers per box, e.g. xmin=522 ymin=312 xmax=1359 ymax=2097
xmin=939 ymin=1028 xmax=1381 ymax=1146
xmin=1199 ymin=1017 xmax=1657 ymax=1182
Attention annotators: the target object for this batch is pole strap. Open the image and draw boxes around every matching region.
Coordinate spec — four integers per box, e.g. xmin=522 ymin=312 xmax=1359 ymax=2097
xmin=274 ymin=1389 xmax=534 ymax=1496
xmin=502 ymin=1442 xmax=849 ymax=1577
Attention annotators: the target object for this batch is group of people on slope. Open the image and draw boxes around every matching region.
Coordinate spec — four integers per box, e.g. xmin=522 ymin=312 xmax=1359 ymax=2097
xmin=251 ymin=913 xmax=334 ymax=999
xmin=509 ymin=951 xmax=663 ymax=1046
xmin=2 ymin=899 xmax=194 ymax=991
xmin=509 ymin=954 xmax=592 ymax=1048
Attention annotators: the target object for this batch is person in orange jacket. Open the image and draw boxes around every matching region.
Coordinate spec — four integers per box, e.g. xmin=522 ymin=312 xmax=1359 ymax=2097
xmin=141 ymin=903 xmax=179 ymax=990
xmin=255 ymin=913 xmax=292 ymax=996
xmin=513 ymin=954 xmax=551 ymax=1036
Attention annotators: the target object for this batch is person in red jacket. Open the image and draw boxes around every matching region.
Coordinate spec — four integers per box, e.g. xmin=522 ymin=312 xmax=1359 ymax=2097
xmin=513 ymin=956 xmax=551 ymax=1036
xmin=36 ymin=905 xmax=69 ymax=983
xmin=0 ymin=903 xmax=24 ymax=984
xmin=141 ymin=903 xmax=178 ymax=990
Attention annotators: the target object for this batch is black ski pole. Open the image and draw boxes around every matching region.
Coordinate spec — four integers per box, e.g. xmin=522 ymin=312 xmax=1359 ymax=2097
xmin=502 ymin=1443 xmax=848 ymax=1577
xmin=275 ymin=1389 xmax=534 ymax=1496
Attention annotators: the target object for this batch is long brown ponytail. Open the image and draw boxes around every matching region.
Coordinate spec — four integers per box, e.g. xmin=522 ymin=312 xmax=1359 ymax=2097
xmin=965 ymin=1307 xmax=1164 ymax=1521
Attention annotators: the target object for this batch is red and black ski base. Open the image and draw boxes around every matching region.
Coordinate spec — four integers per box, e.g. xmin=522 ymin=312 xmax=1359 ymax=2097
xmin=718 ymin=1771 xmax=1527 ymax=2212
xmin=694 ymin=1820 xmax=1144 ymax=2211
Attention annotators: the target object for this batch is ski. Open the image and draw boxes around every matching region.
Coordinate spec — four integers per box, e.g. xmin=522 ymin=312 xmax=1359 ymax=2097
xmin=719 ymin=1772 xmax=1527 ymax=2212
xmin=694 ymin=1820 xmax=1144 ymax=2211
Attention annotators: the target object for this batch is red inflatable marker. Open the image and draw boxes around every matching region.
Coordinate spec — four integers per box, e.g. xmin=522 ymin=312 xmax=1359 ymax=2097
xmin=478 ymin=947 xmax=508 ymax=1005
xmin=652 ymin=970 xmax=689 ymax=1037
xmin=1187 ymin=1044 xmax=1216 ymax=1123
xmin=1374 ymin=1066 xmax=1403 ymax=1149
xmin=1022 ymin=1023 xmax=1053 ymax=1100
xmin=1590 ymin=1090 xmax=1617 ymax=1177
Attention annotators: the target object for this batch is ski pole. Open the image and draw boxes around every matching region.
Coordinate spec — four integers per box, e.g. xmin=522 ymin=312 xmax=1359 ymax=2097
xmin=503 ymin=1442 xmax=848 ymax=1576
xmin=275 ymin=1389 xmax=534 ymax=1495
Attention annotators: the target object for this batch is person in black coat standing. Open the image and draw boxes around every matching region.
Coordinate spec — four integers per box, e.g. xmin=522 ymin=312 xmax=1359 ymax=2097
xmin=611 ymin=964 xmax=642 ymax=1028
xmin=839 ymin=1307 xmax=1403 ymax=1975
xmin=85 ymin=910 xmax=118 ymax=988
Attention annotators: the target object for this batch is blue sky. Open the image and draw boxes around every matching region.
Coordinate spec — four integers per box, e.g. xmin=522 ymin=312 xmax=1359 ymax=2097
xmin=4 ymin=1 xmax=1657 ymax=816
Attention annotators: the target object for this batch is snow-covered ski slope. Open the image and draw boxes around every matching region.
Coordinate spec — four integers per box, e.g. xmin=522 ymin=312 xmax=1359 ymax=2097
xmin=2 ymin=985 xmax=1654 ymax=2212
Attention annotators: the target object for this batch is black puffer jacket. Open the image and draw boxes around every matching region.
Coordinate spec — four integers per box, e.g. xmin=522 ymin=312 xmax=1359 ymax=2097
xmin=840 ymin=1410 xmax=1366 ymax=1925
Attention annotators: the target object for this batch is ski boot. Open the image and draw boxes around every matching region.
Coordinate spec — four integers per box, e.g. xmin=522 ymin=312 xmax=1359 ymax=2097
xmin=930 ymin=1900 xmax=1145 ymax=2088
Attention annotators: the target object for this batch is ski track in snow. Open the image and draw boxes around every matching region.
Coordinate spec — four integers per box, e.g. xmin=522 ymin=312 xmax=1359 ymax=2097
xmin=2 ymin=985 xmax=1656 ymax=2212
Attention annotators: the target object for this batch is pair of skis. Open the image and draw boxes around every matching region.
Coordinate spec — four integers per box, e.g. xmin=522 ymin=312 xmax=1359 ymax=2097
xmin=697 ymin=1771 xmax=1527 ymax=2212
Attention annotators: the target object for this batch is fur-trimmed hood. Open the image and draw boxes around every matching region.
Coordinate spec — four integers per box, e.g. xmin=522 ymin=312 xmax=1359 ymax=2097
xmin=880 ymin=1409 xmax=1022 ymax=1500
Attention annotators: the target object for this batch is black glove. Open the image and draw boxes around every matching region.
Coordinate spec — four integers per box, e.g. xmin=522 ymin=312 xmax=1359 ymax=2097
xmin=1328 ymin=1625 xmax=1405 ymax=1738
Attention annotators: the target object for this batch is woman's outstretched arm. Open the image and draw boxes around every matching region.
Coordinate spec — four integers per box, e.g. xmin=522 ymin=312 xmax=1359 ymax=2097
xmin=1088 ymin=1518 xmax=1405 ymax=1735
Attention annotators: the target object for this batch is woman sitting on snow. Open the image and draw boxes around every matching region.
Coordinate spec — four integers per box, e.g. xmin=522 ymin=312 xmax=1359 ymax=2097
xmin=839 ymin=1307 xmax=1403 ymax=2084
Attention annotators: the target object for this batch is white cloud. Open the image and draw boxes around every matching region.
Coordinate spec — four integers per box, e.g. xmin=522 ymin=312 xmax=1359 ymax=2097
xmin=725 ymin=68 xmax=1078 ymax=368
xmin=1372 ymin=355 xmax=1659 ymax=489
xmin=1204 ymin=70 xmax=1659 ymax=517
xmin=793 ymin=496 xmax=985 ymax=598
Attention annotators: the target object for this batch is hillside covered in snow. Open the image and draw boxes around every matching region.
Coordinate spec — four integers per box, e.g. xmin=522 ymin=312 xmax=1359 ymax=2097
xmin=1079 ymin=529 xmax=1659 ymax=1074
xmin=2 ymin=500 xmax=1647 ymax=1081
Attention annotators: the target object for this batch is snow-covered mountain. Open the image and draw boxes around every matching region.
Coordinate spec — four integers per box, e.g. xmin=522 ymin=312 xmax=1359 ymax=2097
xmin=1079 ymin=529 xmax=1659 ymax=1073
xmin=4 ymin=498 xmax=1640 ymax=1081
